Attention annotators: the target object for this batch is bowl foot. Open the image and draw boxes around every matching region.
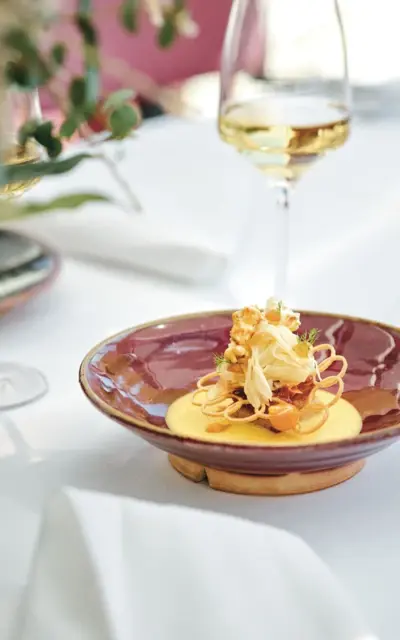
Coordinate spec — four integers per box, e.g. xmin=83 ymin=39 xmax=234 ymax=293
xmin=168 ymin=455 xmax=365 ymax=496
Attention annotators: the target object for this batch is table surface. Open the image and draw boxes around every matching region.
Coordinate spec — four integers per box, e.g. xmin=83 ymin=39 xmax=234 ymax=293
xmin=0 ymin=116 xmax=399 ymax=639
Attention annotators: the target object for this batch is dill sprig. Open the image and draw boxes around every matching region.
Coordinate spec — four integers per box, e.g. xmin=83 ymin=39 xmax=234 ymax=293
xmin=213 ymin=353 xmax=228 ymax=370
xmin=277 ymin=300 xmax=283 ymax=313
xmin=297 ymin=328 xmax=320 ymax=345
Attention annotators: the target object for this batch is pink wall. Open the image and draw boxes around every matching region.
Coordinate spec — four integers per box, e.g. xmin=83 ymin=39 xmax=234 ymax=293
xmin=42 ymin=0 xmax=233 ymax=109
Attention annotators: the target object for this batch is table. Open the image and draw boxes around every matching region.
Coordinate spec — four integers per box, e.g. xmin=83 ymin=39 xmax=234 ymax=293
xmin=0 ymin=117 xmax=399 ymax=639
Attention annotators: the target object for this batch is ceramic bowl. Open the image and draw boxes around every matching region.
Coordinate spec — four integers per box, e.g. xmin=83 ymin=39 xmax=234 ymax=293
xmin=79 ymin=310 xmax=400 ymax=494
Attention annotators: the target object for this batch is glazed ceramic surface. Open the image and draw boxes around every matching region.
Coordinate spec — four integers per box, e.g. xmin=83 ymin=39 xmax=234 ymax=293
xmin=0 ymin=231 xmax=60 ymax=316
xmin=80 ymin=311 xmax=400 ymax=474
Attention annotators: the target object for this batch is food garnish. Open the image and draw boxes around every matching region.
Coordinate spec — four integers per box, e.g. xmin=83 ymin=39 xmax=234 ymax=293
xmin=193 ymin=298 xmax=347 ymax=435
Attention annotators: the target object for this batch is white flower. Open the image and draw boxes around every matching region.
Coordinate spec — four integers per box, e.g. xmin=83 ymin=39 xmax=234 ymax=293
xmin=143 ymin=0 xmax=199 ymax=38
xmin=175 ymin=10 xmax=199 ymax=38
xmin=143 ymin=0 xmax=164 ymax=27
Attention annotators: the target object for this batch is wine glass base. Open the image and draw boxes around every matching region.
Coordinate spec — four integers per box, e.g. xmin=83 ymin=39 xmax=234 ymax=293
xmin=0 ymin=363 xmax=48 ymax=410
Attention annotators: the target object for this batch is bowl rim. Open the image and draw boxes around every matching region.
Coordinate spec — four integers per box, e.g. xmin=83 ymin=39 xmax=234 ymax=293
xmin=79 ymin=308 xmax=400 ymax=452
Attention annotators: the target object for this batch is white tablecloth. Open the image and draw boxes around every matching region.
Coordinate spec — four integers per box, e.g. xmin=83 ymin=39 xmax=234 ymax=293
xmin=0 ymin=117 xmax=399 ymax=639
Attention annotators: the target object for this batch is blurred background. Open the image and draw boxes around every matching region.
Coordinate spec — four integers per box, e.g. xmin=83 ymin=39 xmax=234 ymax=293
xmin=1 ymin=0 xmax=399 ymax=392
xmin=39 ymin=0 xmax=400 ymax=121
xmin=0 ymin=6 xmax=399 ymax=638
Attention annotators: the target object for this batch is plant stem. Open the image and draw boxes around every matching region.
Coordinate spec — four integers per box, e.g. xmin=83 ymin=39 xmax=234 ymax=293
xmin=273 ymin=183 xmax=291 ymax=301
xmin=96 ymin=152 xmax=142 ymax=212
xmin=41 ymin=79 xmax=142 ymax=212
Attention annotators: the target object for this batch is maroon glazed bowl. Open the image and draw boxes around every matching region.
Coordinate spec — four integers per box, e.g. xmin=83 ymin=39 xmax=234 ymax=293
xmin=79 ymin=310 xmax=400 ymax=495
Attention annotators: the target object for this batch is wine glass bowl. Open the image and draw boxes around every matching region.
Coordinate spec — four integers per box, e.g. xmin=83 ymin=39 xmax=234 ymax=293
xmin=219 ymin=95 xmax=350 ymax=185
xmin=0 ymin=92 xmax=50 ymax=410
xmin=218 ymin=0 xmax=351 ymax=298
xmin=0 ymin=89 xmax=42 ymax=197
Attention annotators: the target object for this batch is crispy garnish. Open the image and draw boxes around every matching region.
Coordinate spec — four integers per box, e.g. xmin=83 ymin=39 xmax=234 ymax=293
xmin=266 ymin=299 xmax=283 ymax=324
xmin=272 ymin=376 xmax=315 ymax=409
xmin=294 ymin=341 xmax=310 ymax=358
xmin=268 ymin=403 xmax=299 ymax=432
xmin=266 ymin=309 xmax=281 ymax=323
xmin=227 ymin=363 xmax=243 ymax=373
xmin=195 ymin=303 xmax=346 ymax=436
xmin=206 ymin=422 xmax=230 ymax=433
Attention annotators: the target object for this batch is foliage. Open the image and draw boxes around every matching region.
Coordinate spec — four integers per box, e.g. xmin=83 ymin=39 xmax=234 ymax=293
xmin=297 ymin=328 xmax=320 ymax=345
xmin=213 ymin=353 xmax=229 ymax=370
xmin=0 ymin=193 xmax=111 ymax=222
xmin=0 ymin=0 xmax=196 ymax=217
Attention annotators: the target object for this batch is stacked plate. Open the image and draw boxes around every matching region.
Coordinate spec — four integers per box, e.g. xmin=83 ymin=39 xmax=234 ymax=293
xmin=0 ymin=230 xmax=59 ymax=315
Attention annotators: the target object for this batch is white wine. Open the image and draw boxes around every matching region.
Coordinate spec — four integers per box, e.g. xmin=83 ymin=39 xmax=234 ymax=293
xmin=219 ymin=96 xmax=350 ymax=183
xmin=0 ymin=141 xmax=41 ymax=197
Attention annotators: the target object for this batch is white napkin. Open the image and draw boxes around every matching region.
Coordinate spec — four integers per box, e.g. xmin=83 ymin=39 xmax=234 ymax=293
xmin=15 ymin=488 xmax=377 ymax=640
xmin=7 ymin=209 xmax=230 ymax=285
xmin=4 ymin=119 xmax=252 ymax=285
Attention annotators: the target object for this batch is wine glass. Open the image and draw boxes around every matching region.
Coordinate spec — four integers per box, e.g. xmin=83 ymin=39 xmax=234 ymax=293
xmin=218 ymin=0 xmax=351 ymax=300
xmin=0 ymin=88 xmax=48 ymax=410
xmin=0 ymin=88 xmax=42 ymax=197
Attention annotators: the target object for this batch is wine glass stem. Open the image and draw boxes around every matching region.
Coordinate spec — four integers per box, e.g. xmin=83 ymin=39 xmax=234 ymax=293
xmin=273 ymin=184 xmax=291 ymax=301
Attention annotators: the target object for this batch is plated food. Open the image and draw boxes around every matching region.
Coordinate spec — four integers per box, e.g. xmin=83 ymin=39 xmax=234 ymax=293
xmin=167 ymin=300 xmax=361 ymax=445
xmin=80 ymin=307 xmax=400 ymax=495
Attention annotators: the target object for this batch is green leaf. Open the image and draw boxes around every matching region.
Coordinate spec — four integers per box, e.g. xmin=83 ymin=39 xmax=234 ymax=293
xmin=103 ymin=89 xmax=135 ymax=111
xmin=20 ymin=192 xmax=110 ymax=216
xmin=46 ymin=138 xmax=63 ymax=159
xmin=4 ymin=28 xmax=52 ymax=87
xmin=24 ymin=121 xmax=63 ymax=159
xmin=59 ymin=116 xmax=78 ymax=139
xmin=75 ymin=15 xmax=97 ymax=46
xmin=4 ymin=28 xmax=36 ymax=56
xmin=33 ymin=121 xmax=53 ymax=145
xmin=158 ymin=14 xmax=176 ymax=48
xmin=16 ymin=121 xmax=63 ymax=159
xmin=5 ymin=58 xmax=49 ymax=90
xmin=4 ymin=153 xmax=93 ymax=184
xmin=119 ymin=0 xmax=139 ymax=32
xmin=69 ymin=77 xmax=86 ymax=108
xmin=0 ymin=192 xmax=110 ymax=223
xmin=18 ymin=119 xmax=40 ymax=146
xmin=109 ymin=104 xmax=139 ymax=138
xmin=51 ymin=43 xmax=66 ymax=66
xmin=6 ymin=61 xmax=31 ymax=88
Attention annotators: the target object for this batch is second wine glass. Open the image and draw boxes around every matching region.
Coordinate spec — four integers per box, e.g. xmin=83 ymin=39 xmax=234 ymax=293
xmin=0 ymin=88 xmax=49 ymax=410
xmin=218 ymin=0 xmax=351 ymax=300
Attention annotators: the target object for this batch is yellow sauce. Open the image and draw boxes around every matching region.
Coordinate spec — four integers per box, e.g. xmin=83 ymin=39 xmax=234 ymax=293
xmin=166 ymin=390 xmax=362 ymax=446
